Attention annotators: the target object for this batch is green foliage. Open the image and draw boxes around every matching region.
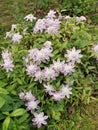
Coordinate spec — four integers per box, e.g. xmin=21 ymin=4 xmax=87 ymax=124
xmin=27 ymin=0 xmax=98 ymax=16
xmin=59 ymin=0 xmax=97 ymax=15
xmin=2 ymin=116 xmax=10 ymax=130
xmin=0 ymin=97 xmax=5 ymax=109
xmin=33 ymin=0 xmax=52 ymax=9
xmin=10 ymin=108 xmax=26 ymax=117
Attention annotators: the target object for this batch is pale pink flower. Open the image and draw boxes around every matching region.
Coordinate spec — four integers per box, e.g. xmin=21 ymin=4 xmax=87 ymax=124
xmin=35 ymin=49 xmax=47 ymax=64
xmin=46 ymin=19 xmax=60 ymax=28
xmin=26 ymin=63 xmax=39 ymax=77
xmin=46 ymin=10 xmax=56 ymax=19
xmin=1 ymin=50 xmax=14 ymax=72
xmin=12 ymin=32 xmax=23 ymax=43
xmin=43 ymin=41 xmax=52 ymax=49
xmin=43 ymin=83 xmax=55 ymax=94
xmin=26 ymin=100 xmax=39 ymax=111
xmin=28 ymin=48 xmax=39 ymax=61
xmin=24 ymin=90 xmax=36 ymax=101
xmin=1 ymin=50 xmax=11 ymax=59
xmin=43 ymin=67 xmax=58 ymax=81
xmin=92 ymin=43 xmax=98 ymax=54
xmin=46 ymin=26 xmax=59 ymax=35
xmin=76 ymin=17 xmax=81 ymax=22
xmin=76 ymin=16 xmax=86 ymax=22
xmin=2 ymin=60 xmax=14 ymax=72
xmin=32 ymin=112 xmax=48 ymax=128
xmin=34 ymin=70 xmax=43 ymax=83
xmin=92 ymin=43 xmax=98 ymax=60
xmin=45 ymin=18 xmax=60 ymax=35
xmin=33 ymin=19 xmax=46 ymax=33
xmin=65 ymin=47 xmax=83 ymax=63
xmin=52 ymin=59 xmax=65 ymax=73
xmin=11 ymin=24 xmax=17 ymax=31
xmin=24 ymin=14 xmax=36 ymax=22
xmin=5 ymin=31 xmax=12 ymax=38
xmin=19 ymin=92 xmax=25 ymax=100
xmin=50 ymin=91 xmax=65 ymax=101
xmin=61 ymin=84 xmax=72 ymax=98
xmin=64 ymin=15 xmax=71 ymax=20
xmin=80 ymin=16 xmax=86 ymax=21
xmin=39 ymin=47 xmax=53 ymax=62
xmin=61 ymin=63 xmax=75 ymax=76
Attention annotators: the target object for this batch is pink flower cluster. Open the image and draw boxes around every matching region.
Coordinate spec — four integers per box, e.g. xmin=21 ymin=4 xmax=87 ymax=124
xmin=26 ymin=61 xmax=75 ymax=83
xmin=26 ymin=43 xmax=83 ymax=84
xmin=44 ymin=82 xmax=73 ymax=101
xmin=28 ymin=41 xmax=53 ymax=64
xmin=6 ymin=32 xmax=23 ymax=44
xmin=19 ymin=90 xmax=48 ymax=128
xmin=46 ymin=60 xmax=75 ymax=79
xmin=26 ymin=41 xmax=55 ymax=83
xmin=33 ymin=10 xmax=61 ymax=35
xmin=92 ymin=43 xmax=98 ymax=60
xmin=5 ymin=11 xmax=87 ymax=44
xmin=1 ymin=50 xmax=14 ymax=72
xmin=25 ymin=44 xmax=83 ymax=103
xmin=19 ymin=90 xmax=39 ymax=112
xmin=5 ymin=24 xmax=23 ymax=44
xmin=19 ymin=45 xmax=83 ymax=127
xmin=11 ymin=32 xmax=23 ymax=43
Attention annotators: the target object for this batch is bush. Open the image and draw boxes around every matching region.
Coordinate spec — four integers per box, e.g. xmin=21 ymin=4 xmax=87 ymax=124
xmin=32 ymin=0 xmax=97 ymax=15
xmin=0 ymin=10 xmax=98 ymax=130
xmin=59 ymin=0 xmax=97 ymax=15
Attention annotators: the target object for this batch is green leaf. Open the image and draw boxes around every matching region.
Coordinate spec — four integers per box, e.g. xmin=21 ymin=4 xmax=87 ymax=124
xmin=0 ymin=81 xmax=7 ymax=88
xmin=88 ymin=66 xmax=96 ymax=70
xmin=0 ymin=88 xmax=9 ymax=94
xmin=0 ymin=94 xmax=13 ymax=103
xmin=11 ymin=108 xmax=26 ymax=117
xmin=2 ymin=116 xmax=10 ymax=130
xmin=17 ymin=78 xmax=23 ymax=85
xmin=0 ymin=96 xmax=5 ymax=108
xmin=52 ymin=111 xmax=61 ymax=121
xmin=3 ymin=112 xmax=10 ymax=116
xmin=18 ymin=113 xmax=30 ymax=123
xmin=0 ymin=113 xmax=6 ymax=120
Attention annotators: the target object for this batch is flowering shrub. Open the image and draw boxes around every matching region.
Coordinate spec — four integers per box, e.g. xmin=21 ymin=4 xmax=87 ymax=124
xmin=0 ymin=10 xmax=98 ymax=130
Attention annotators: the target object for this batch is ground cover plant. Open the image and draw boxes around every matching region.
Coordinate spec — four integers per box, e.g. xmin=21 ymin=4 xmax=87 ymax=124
xmin=0 ymin=1 xmax=98 ymax=130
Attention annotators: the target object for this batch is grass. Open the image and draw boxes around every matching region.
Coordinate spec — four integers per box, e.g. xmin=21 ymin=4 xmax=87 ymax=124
xmin=0 ymin=0 xmax=34 ymax=34
xmin=76 ymin=101 xmax=98 ymax=130
xmin=0 ymin=0 xmax=98 ymax=129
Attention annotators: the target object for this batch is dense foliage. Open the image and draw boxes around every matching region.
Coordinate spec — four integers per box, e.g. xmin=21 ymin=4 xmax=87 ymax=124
xmin=32 ymin=0 xmax=97 ymax=15
xmin=0 ymin=10 xmax=98 ymax=130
